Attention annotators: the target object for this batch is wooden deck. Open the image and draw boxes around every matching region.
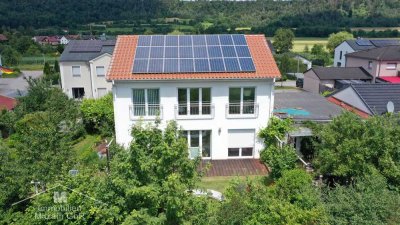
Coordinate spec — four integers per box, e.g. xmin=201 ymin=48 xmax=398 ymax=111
xmin=200 ymin=159 xmax=269 ymax=177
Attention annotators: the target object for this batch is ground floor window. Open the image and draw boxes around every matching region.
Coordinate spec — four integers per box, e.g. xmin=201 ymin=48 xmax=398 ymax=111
xmin=182 ymin=130 xmax=211 ymax=158
xmin=228 ymin=129 xmax=255 ymax=157
xmin=72 ymin=87 xmax=85 ymax=99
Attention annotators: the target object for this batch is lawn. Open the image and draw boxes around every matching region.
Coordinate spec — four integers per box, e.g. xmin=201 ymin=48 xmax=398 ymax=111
xmin=73 ymin=134 xmax=102 ymax=165
xmin=198 ymin=175 xmax=270 ymax=193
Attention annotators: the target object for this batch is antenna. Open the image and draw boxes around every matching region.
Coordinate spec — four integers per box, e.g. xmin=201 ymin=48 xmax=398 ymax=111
xmin=387 ymin=101 xmax=395 ymax=113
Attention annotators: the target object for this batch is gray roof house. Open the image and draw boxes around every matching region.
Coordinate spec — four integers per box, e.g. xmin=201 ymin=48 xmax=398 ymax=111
xmin=303 ymin=67 xmax=373 ymax=94
xmin=333 ymin=38 xmax=400 ymax=67
xmin=328 ymin=83 xmax=400 ymax=117
xmin=60 ymin=40 xmax=116 ymax=99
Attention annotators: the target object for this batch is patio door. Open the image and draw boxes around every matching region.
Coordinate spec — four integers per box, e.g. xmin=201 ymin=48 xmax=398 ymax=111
xmin=183 ymin=130 xmax=211 ymax=159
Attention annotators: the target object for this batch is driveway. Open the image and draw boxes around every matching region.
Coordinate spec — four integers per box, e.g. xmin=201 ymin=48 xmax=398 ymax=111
xmin=0 ymin=70 xmax=43 ymax=97
xmin=275 ymin=80 xmax=296 ymax=87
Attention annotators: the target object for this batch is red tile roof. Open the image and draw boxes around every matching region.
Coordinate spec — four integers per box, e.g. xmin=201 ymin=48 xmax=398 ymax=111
xmin=107 ymin=35 xmax=280 ymax=81
xmin=0 ymin=34 xmax=7 ymax=41
xmin=327 ymin=96 xmax=370 ymax=119
xmin=0 ymin=95 xmax=17 ymax=111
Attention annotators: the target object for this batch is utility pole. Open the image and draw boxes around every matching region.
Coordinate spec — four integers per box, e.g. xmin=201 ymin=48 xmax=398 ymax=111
xmin=31 ymin=181 xmax=41 ymax=194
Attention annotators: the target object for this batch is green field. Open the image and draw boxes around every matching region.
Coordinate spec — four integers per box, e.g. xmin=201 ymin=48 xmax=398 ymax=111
xmin=292 ymin=37 xmax=328 ymax=53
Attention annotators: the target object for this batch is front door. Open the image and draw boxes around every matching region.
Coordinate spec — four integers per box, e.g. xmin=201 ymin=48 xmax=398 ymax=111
xmin=183 ymin=130 xmax=212 ymax=159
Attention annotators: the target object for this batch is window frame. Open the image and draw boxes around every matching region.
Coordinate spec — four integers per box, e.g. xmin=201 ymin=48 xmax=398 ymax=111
xmin=131 ymin=88 xmax=161 ymax=119
xmin=228 ymin=87 xmax=257 ymax=116
xmin=176 ymin=87 xmax=213 ymax=118
xmin=386 ymin=63 xmax=397 ymax=70
xmin=72 ymin=66 xmax=81 ymax=77
xmin=96 ymin=66 xmax=105 ymax=77
xmin=183 ymin=130 xmax=212 ymax=159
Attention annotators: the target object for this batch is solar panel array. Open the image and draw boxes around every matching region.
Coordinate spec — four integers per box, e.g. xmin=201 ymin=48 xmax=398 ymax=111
xmin=355 ymin=39 xmax=373 ymax=46
xmin=370 ymin=40 xmax=400 ymax=47
xmin=132 ymin=35 xmax=256 ymax=74
xmin=70 ymin=41 xmax=102 ymax=52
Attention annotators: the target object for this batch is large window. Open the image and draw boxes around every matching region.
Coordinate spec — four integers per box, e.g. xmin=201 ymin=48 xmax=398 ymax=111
xmin=229 ymin=87 xmax=255 ymax=114
xmin=72 ymin=66 xmax=81 ymax=77
xmin=132 ymin=89 xmax=160 ymax=117
xmin=96 ymin=66 xmax=105 ymax=76
xmin=228 ymin=129 xmax=254 ymax=157
xmin=182 ymin=130 xmax=211 ymax=158
xmin=178 ymin=88 xmax=211 ymax=116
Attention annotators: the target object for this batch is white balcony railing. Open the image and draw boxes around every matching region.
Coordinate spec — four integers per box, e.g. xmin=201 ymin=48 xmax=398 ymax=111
xmin=226 ymin=102 xmax=259 ymax=118
xmin=175 ymin=103 xmax=215 ymax=120
xmin=129 ymin=104 xmax=163 ymax=120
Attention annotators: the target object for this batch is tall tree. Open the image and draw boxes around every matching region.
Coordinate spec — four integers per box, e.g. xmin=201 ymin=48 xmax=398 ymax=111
xmin=273 ymin=28 xmax=295 ymax=54
xmin=326 ymin=31 xmax=354 ymax=54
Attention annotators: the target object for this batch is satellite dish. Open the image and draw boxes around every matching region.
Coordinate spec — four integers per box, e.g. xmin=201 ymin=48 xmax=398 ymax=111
xmin=387 ymin=101 xmax=395 ymax=113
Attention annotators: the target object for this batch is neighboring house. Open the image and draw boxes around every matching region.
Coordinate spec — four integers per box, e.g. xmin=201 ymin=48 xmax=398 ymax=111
xmin=0 ymin=95 xmax=17 ymax=111
xmin=294 ymin=55 xmax=312 ymax=70
xmin=303 ymin=67 xmax=372 ymax=94
xmin=0 ymin=34 xmax=8 ymax=42
xmin=274 ymin=89 xmax=343 ymax=157
xmin=107 ymin=34 xmax=280 ymax=160
xmin=33 ymin=36 xmax=61 ymax=45
xmin=334 ymin=38 xmax=400 ymax=67
xmin=346 ymin=46 xmax=400 ymax=83
xmin=59 ymin=40 xmax=116 ymax=99
xmin=328 ymin=83 xmax=400 ymax=117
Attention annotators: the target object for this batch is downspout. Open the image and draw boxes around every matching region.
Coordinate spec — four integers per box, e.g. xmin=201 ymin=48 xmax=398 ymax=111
xmin=89 ymin=61 xmax=95 ymax=98
xmin=270 ymin=78 xmax=275 ymax=117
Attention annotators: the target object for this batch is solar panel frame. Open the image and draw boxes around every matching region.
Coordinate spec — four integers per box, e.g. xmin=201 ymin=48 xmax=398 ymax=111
xmin=356 ymin=39 xmax=373 ymax=46
xmin=133 ymin=34 xmax=256 ymax=74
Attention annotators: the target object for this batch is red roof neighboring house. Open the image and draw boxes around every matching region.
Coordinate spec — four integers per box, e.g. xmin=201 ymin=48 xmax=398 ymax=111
xmin=107 ymin=35 xmax=280 ymax=81
xmin=0 ymin=95 xmax=17 ymax=111
xmin=0 ymin=34 xmax=8 ymax=42
xmin=327 ymin=96 xmax=370 ymax=119
xmin=379 ymin=76 xmax=400 ymax=84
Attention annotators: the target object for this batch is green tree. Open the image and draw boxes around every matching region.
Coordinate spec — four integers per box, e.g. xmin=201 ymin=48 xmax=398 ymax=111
xmin=273 ymin=28 xmax=295 ymax=54
xmin=53 ymin=60 xmax=60 ymax=73
xmin=81 ymin=93 xmax=114 ymax=136
xmin=261 ymin=145 xmax=298 ymax=179
xmin=324 ymin=172 xmax=400 ymax=225
xmin=43 ymin=62 xmax=52 ymax=75
xmin=327 ymin=31 xmax=354 ymax=54
xmin=1 ymin=46 xmax=21 ymax=66
xmin=314 ymin=112 xmax=400 ymax=186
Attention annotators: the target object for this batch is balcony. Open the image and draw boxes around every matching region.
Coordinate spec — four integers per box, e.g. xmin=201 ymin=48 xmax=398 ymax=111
xmin=175 ymin=103 xmax=215 ymax=120
xmin=129 ymin=104 xmax=163 ymax=120
xmin=226 ymin=102 xmax=259 ymax=118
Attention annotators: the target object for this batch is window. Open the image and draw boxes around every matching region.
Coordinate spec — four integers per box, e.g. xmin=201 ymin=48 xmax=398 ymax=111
xmin=339 ymin=51 xmax=342 ymax=60
xmin=72 ymin=88 xmax=85 ymax=99
xmin=337 ymin=62 xmax=342 ymax=67
xmin=96 ymin=66 xmax=105 ymax=76
xmin=72 ymin=66 xmax=81 ymax=77
xmin=97 ymin=88 xmax=107 ymax=98
xmin=182 ymin=130 xmax=212 ymax=158
xmin=177 ymin=88 xmax=211 ymax=116
xmin=368 ymin=61 xmax=373 ymax=69
xmin=387 ymin=63 xmax=397 ymax=70
xmin=228 ymin=129 xmax=254 ymax=157
xmin=132 ymin=89 xmax=160 ymax=117
xmin=229 ymin=87 xmax=255 ymax=114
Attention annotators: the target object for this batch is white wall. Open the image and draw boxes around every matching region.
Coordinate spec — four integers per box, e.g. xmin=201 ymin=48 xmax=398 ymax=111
xmin=334 ymin=42 xmax=354 ymax=67
xmin=60 ymin=54 xmax=112 ymax=99
xmin=303 ymin=70 xmax=321 ymax=93
xmin=113 ymin=79 xmax=275 ymax=160
xmin=332 ymin=86 xmax=372 ymax=115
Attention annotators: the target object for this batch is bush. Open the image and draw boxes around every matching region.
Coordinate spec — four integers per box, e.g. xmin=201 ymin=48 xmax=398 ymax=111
xmin=81 ymin=93 xmax=114 ymax=136
xmin=261 ymin=145 xmax=298 ymax=179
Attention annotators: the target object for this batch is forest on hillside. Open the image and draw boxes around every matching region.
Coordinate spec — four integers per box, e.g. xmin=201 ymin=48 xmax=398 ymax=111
xmin=0 ymin=0 xmax=399 ymax=33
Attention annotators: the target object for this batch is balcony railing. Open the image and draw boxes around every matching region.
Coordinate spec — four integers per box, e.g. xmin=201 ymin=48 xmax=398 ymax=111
xmin=226 ymin=102 xmax=259 ymax=118
xmin=175 ymin=103 xmax=214 ymax=119
xmin=129 ymin=104 xmax=163 ymax=120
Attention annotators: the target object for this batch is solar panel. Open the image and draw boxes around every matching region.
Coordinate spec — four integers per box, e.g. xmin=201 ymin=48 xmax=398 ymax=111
xmin=356 ymin=39 xmax=373 ymax=46
xmin=132 ymin=34 xmax=256 ymax=74
xmin=370 ymin=40 xmax=400 ymax=47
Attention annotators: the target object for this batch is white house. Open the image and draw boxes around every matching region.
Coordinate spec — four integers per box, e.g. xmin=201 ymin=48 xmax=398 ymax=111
xmin=334 ymin=38 xmax=400 ymax=67
xmin=107 ymin=34 xmax=280 ymax=160
xmin=59 ymin=40 xmax=115 ymax=99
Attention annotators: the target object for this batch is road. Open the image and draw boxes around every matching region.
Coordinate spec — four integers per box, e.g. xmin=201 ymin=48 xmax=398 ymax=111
xmin=0 ymin=71 xmax=43 ymax=97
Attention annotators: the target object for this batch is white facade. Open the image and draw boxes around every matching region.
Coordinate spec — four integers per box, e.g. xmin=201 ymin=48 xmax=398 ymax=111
xmin=60 ymin=36 xmax=69 ymax=45
xmin=113 ymin=79 xmax=275 ymax=160
xmin=333 ymin=41 xmax=354 ymax=67
xmin=60 ymin=53 xmax=112 ymax=99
